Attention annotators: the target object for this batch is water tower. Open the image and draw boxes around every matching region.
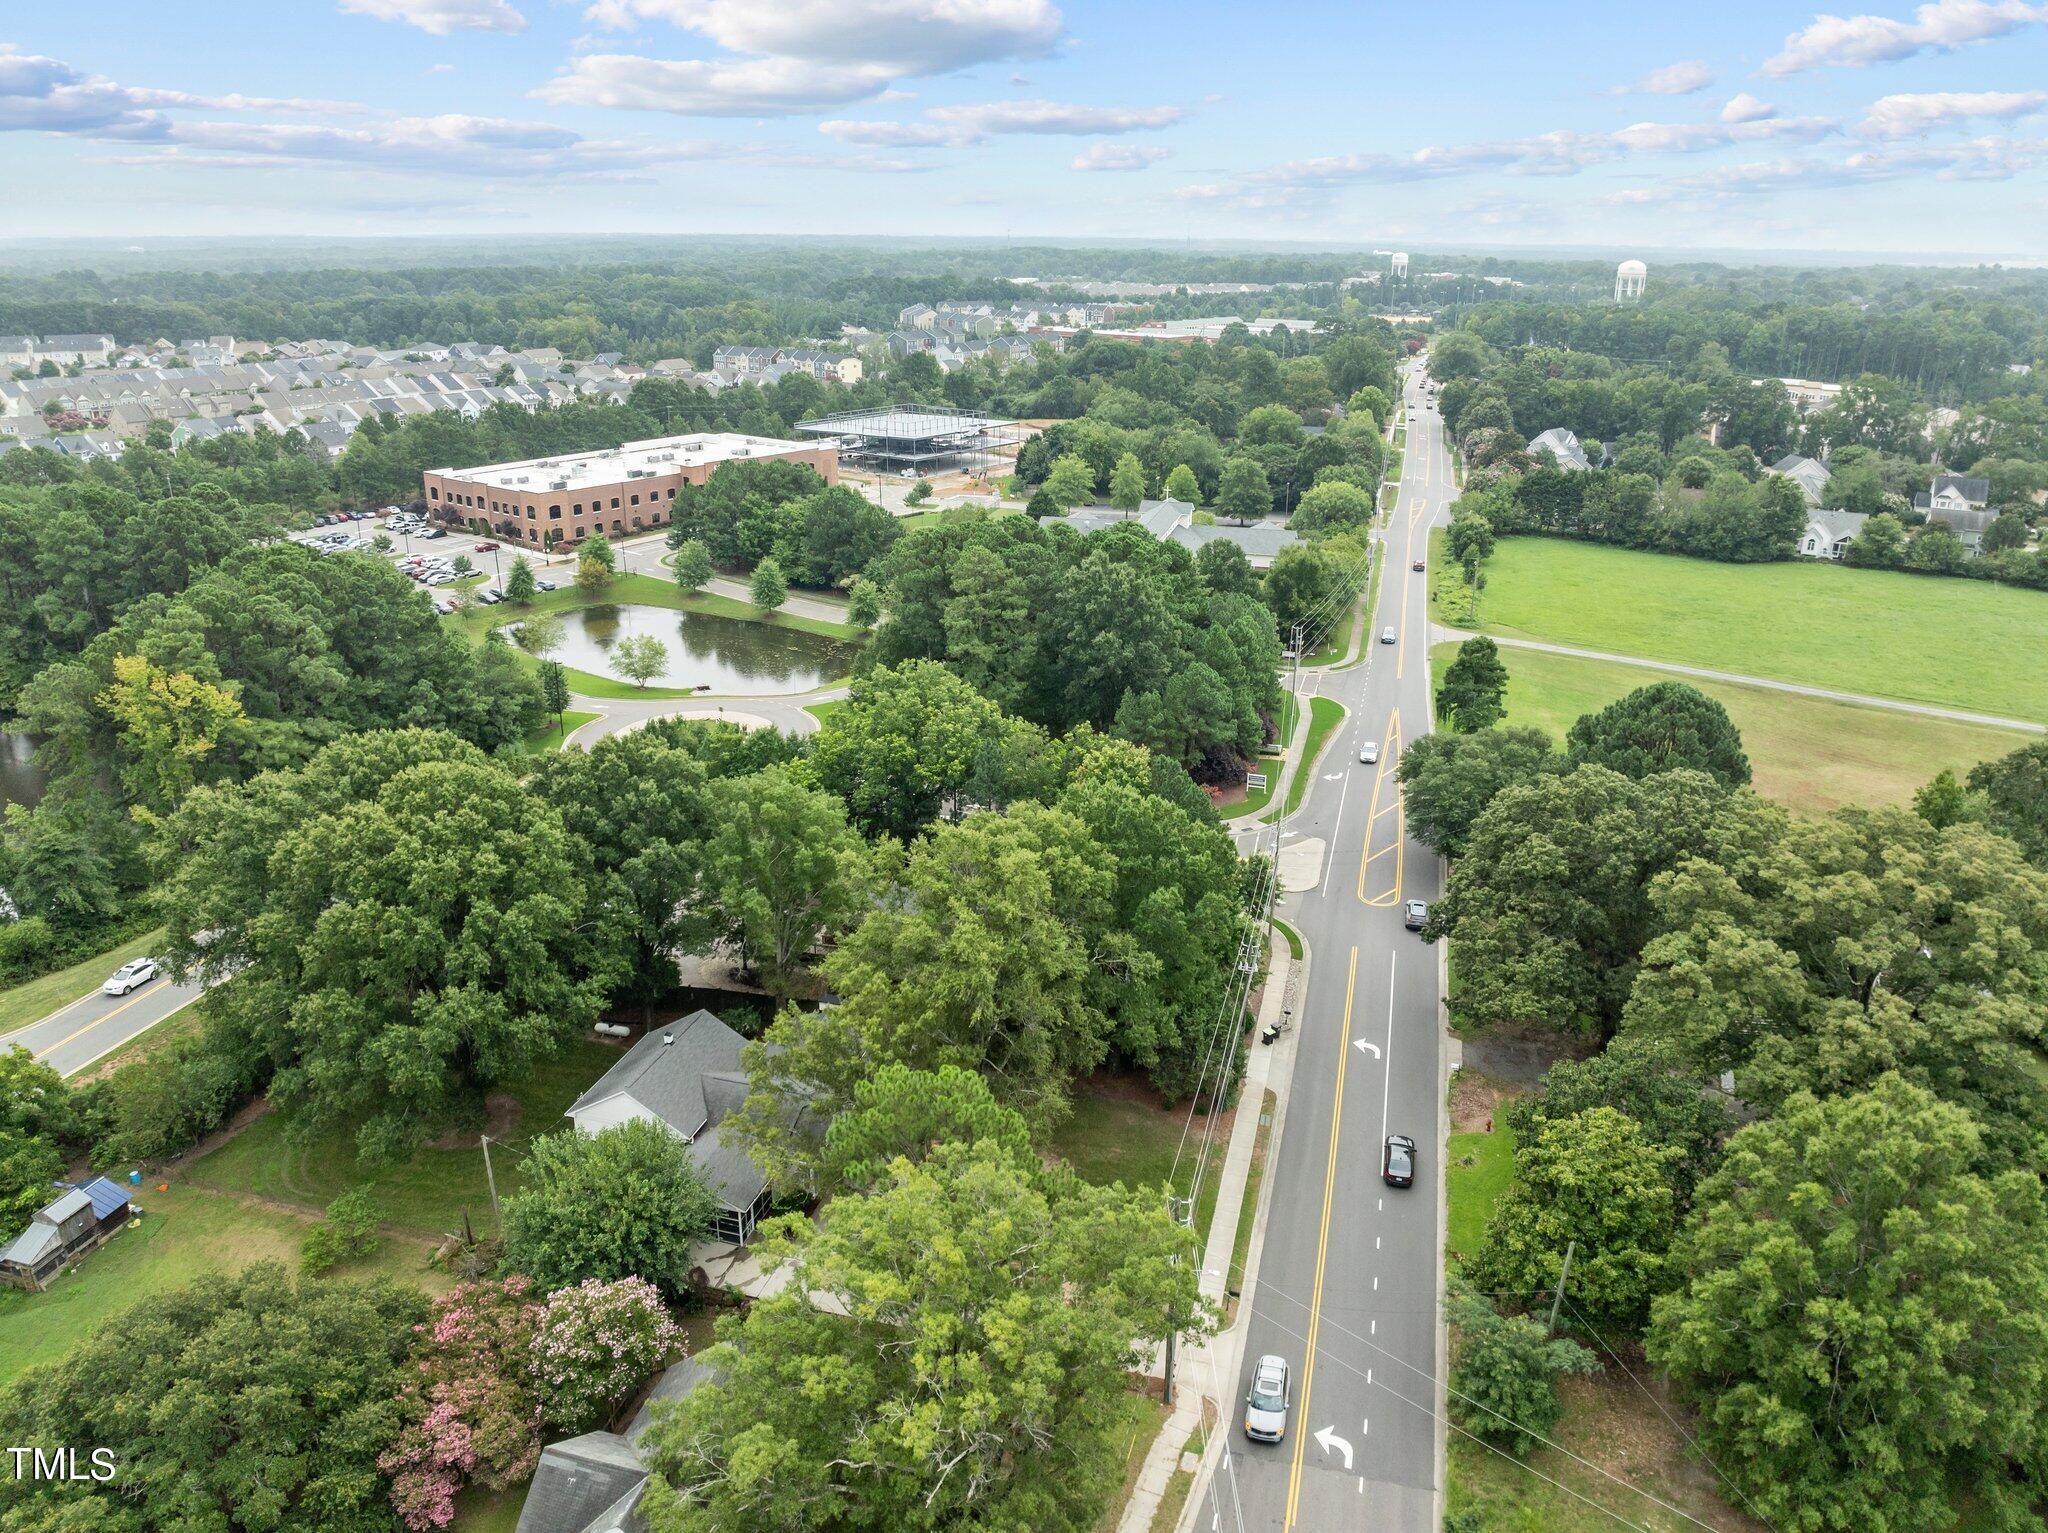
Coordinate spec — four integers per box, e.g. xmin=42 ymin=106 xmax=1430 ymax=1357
xmin=1372 ymin=249 xmax=1409 ymax=278
xmin=1615 ymin=258 xmax=1647 ymax=301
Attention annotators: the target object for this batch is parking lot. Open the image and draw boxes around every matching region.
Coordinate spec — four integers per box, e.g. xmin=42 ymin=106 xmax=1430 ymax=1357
xmin=291 ymin=507 xmax=549 ymax=612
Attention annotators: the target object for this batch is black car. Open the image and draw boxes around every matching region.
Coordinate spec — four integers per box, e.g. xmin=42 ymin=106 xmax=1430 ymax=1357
xmin=1382 ymin=1133 xmax=1416 ymax=1188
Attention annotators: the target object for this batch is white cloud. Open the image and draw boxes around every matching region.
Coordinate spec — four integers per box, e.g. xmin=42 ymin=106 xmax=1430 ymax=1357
xmin=819 ymin=97 xmax=1187 ymax=147
xmin=1174 ymin=107 xmax=1840 ymax=213
xmin=1609 ymin=60 xmax=1713 ymax=95
xmin=1607 ymin=135 xmax=2046 ymax=203
xmin=1720 ymin=92 xmax=1776 ymax=122
xmin=1761 ymin=0 xmax=2048 ymax=76
xmin=1071 ymin=142 xmax=1168 ymax=171
xmin=536 ymin=53 xmax=898 ymax=115
xmin=427 ymin=63 xmax=458 ymax=74
xmin=1859 ymin=88 xmax=2048 ymax=136
xmin=583 ymin=0 xmax=1061 ymax=74
xmin=338 ymin=0 xmax=527 ymax=35
xmin=0 ymin=46 xmax=357 ymax=136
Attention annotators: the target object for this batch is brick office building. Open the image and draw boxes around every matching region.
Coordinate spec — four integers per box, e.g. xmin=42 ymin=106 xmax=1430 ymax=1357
xmin=423 ymin=432 xmax=838 ymax=551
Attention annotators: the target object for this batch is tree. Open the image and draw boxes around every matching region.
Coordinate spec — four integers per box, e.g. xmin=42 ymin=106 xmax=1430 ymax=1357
xmin=1843 ymin=510 xmax=1907 ymax=568
xmin=1508 ymin=1035 xmax=1729 ymax=1204
xmin=1649 ymin=1077 xmax=2048 ymax=1533
xmin=670 ymin=537 xmax=713 ymax=592
xmin=610 ymin=632 xmax=669 ymax=688
xmin=748 ymin=555 xmax=788 ymax=614
xmin=452 ymin=554 xmax=475 ymax=577
xmin=702 ymin=765 xmax=867 ymax=999
xmin=1468 ymin=1107 xmax=1680 ymax=1332
xmin=1982 ymin=508 xmax=2030 ymax=554
xmin=1043 ymin=452 xmax=1097 ymax=509
xmin=1449 ymin=1290 xmax=1598 ymax=1457
xmin=0 ymin=1128 xmax=63 ymax=1231
xmin=845 ymin=576 xmax=881 ymax=629
xmin=299 ymin=1187 xmax=382 ymax=1275
xmin=1912 ymin=766 xmax=1985 ymax=829
xmin=1025 ymin=486 xmax=1061 ymax=519
xmin=576 ymin=532 xmax=616 ymax=593
xmin=501 ymin=1120 xmax=719 ymax=1300
xmin=95 ymin=652 xmax=246 ymax=816
xmin=1904 ymin=520 xmax=1969 ymax=574
xmin=530 ymin=1276 xmax=682 ymax=1433
xmin=0 ymin=1263 xmax=424 ymax=1533
xmin=1969 ymin=739 xmax=2048 ymax=864
xmin=504 ymin=554 xmax=538 ymax=604
xmin=155 ymin=739 xmax=627 ymax=1160
xmin=1291 ymin=478 xmax=1374 ymax=533
xmin=1195 ymin=538 xmax=1257 ymax=596
xmin=1214 ymin=456 xmax=1272 ymax=523
xmin=538 ymin=659 xmax=571 ymax=728
xmin=815 ymin=1062 xmax=1035 ymax=1196
xmin=1436 ymin=636 xmax=1508 ymax=732
xmin=904 ymin=479 xmax=932 ymax=506
xmin=637 ymin=1139 xmax=1208 ymax=1533
xmin=1398 ymin=726 xmax=1559 ymax=859
xmin=735 ymin=808 xmax=1114 ymax=1179
xmin=514 ymin=609 xmax=564 ymax=659
xmin=1109 ymin=451 xmax=1146 ymax=514
xmin=1565 ymin=682 xmax=1751 ymax=788
xmin=1164 ymin=462 xmax=1202 ymax=504
xmin=806 ymin=659 xmax=1008 ymax=841
xmin=1430 ymin=765 xmax=1769 ymax=1037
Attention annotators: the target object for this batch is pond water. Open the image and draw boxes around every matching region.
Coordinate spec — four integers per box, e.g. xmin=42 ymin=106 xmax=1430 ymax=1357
xmin=525 ymin=604 xmax=853 ymax=695
xmin=0 ymin=731 xmax=46 ymax=810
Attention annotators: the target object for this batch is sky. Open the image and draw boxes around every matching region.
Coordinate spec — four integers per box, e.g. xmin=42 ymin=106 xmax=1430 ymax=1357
xmin=4 ymin=0 xmax=2048 ymax=257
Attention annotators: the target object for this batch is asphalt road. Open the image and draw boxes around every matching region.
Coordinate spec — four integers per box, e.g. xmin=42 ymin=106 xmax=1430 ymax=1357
xmin=1 ymin=966 xmax=203 ymax=1077
xmin=1202 ymin=362 xmax=1451 ymax=1532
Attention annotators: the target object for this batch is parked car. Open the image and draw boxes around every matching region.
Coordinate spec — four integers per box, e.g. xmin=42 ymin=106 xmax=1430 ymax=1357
xmin=1243 ymin=1355 xmax=1291 ymax=1443
xmin=1403 ymin=898 xmax=1428 ymax=931
xmin=1382 ymin=1133 xmax=1416 ymax=1188
xmin=1380 ymin=626 xmax=1397 ymax=645
xmin=1359 ymin=741 xmax=1379 ymax=765
xmin=103 ymin=957 xmax=160 ymax=996
xmin=477 ymin=589 xmax=503 ymax=604
xmin=535 ymin=578 xmax=556 ymax=592
xmin=421 ymin=528 xmax=446 ymax=540
xmin=474 ymin=540 xmax=498 ymax=552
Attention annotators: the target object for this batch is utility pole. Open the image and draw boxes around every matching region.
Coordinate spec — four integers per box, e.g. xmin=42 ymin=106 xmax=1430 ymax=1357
xmin=1547 ymin=1239 xmax=1576 ymax=1334
xmin=480 ymin=1135 xmax=502 ymax=1229
xmin=1164 ymin=1192 xmax=1193 ymax=1408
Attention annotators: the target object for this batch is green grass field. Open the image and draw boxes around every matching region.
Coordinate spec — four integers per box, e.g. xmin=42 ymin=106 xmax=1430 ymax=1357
xmin=1474 ymin=537 xmax=2048 ymax=723
xmin=510 ymin=710 xmax=600 ymax=755
xmin=1270 ymin=697 xmax=1346 ymax=821
xmin=1436 ymin=640 xmax=2030 ymax=818
xmin=1445 ymin=1121 xmax=1514 ymax=1268
xmin=0 ymin=1181 xmax=447 ymax=1391
xmin=186 ymin=1038 xmax=622 ymax=1238
xmin=0 ymin=927 xmax=165 ymax=1041
xmin=1052 ymin=1077 xmax=1225 ymax=1248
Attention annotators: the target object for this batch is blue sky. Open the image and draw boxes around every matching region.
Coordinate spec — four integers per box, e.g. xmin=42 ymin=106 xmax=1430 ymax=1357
xmin=4 ymin=0 xmax=2047 ymax=255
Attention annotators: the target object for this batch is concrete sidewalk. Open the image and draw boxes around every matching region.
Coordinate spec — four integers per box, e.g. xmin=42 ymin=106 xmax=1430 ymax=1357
xmin=1119 ymin=924 xmax=1304 ymax=1533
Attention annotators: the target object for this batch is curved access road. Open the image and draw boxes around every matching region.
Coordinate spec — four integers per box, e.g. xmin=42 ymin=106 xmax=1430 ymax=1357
xmin=1 ymin=969 xmax=203 ymax=1078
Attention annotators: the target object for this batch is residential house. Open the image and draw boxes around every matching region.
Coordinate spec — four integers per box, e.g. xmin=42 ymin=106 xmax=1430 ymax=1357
xmin=0 ymin=337 xmax=33 ymax=369
xmin=1 ymin=1178 xmax=133 ymax=1291
xmin=1799 ymin=508 xmax=1867 ymax=560
xmin=898 ymin=303 xmax=938 ymax=331
xmin=513 ymin=1357 xmax=710 ymax=1533
xmin=1063 ymin=497 xmax=1301 ymax=569
xmin=1527 ymin=427 xmax=1591 ymax=472
xmin=36 ymin=334 xmax=117 ymax=366
xmin=563 ymin=1011 xmax=773 ymax=1244
xmin=1914 ymin=473 xmax=1996 ymax=554
xmin=1767 ymin=452 xmax=1831 ymax=507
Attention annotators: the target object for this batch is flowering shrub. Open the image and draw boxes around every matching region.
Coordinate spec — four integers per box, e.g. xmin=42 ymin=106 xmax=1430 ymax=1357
xmin=380 ymin=1276 xmax=544 ymax=1531
xmin=531 ymin=1276 xmax=682 ymax=1433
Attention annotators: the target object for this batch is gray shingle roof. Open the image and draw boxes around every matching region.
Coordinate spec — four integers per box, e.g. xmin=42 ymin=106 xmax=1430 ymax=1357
xmin=512 ymin=1433 xmax=647 ymax=1533
xmin=0 ymin=1221 xmax=61 ymax=1268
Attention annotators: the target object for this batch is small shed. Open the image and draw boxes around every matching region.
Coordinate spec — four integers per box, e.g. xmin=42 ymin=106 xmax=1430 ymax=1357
xmin=0 ymin=1177 xmax=133 ymax=1291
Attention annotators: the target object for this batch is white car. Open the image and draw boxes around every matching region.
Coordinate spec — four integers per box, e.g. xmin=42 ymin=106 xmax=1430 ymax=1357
xmin=1243 ymin=1354 xmax=1291 ymax=1443
xmin=1360 ymin=741 xmax=1380 ymax=765
xmin=103 ymin=957 xmax=160 ymax=995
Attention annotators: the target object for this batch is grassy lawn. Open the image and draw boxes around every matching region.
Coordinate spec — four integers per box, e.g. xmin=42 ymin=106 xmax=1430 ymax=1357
xmin=510 ymin=709 xmax=599 ymax=756
xmin=1445 ymin=1120 xmax=1515 ymax=1269
xmin=1053 ymin=1076 xmax=1227 ymax=1248
xmin=804 ymin=697 xmax=847 ymax=725
xmin=450 ymin=1486 xmax=526 ymax=1533
xmin=1442 ymin=640 xmax=2031 ymax=817
xmin=0 ymin=1180 xmax=447 ymax=1391
xmin=0 ymin=926 xmax=166 ymax=1041
xmin=1475 ymin=537 xmax=2048 ymax=723
xmin=1269 ymin=696 xmax=1345 ymax=821
xmin=1226 ymin=1089 xmax=1277 ymax=1297
xmin=186 ymin=1038 xmax=622 ymax=1238
xmin=1094 ymin=1390 xmax=1171 ymax=1533
xmin=1274 ymin=919 xmax=1303 ymax=961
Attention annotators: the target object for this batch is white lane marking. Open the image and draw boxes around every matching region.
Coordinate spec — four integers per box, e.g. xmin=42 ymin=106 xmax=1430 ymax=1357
xmin=1319 ymin=768 xmax=1351 ymax=898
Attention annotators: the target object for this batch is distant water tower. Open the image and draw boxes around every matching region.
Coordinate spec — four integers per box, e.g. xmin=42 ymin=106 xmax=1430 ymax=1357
xmin=1615 ymin=258 xmax=1647 ymax=301
xmin=1391 ymin=251 xmax=1409 ymax=278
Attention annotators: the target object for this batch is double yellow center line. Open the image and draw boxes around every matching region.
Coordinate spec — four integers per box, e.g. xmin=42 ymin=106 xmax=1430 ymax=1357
xmin=1282 ymin=945 xmax=1359 ymax=1526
